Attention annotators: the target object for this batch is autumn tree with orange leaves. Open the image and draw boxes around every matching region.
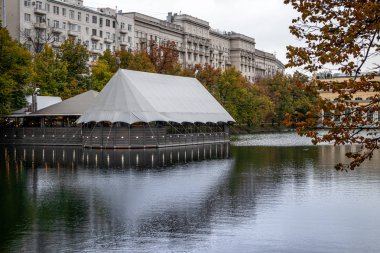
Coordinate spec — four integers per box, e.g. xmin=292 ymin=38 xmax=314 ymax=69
xmin=284 ymin=0 xmax=380 ymax=170
xmin=147 ymin=40 xmax=182 ymax=75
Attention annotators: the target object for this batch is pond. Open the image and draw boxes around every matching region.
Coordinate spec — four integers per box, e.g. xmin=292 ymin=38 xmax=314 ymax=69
xmin=1 ymin=132 xmax=380 ymax=253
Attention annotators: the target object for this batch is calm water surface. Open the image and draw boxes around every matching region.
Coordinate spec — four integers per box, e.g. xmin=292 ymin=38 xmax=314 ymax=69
xmin=1 ymin=132 xmax=380 ymax=253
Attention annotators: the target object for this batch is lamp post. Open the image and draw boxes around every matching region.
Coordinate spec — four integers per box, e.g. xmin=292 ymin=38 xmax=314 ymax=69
xmin=31 ymin=87 xmax=40 ymax=113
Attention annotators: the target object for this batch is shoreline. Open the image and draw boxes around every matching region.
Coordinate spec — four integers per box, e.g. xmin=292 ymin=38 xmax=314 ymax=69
xmin=230 ymin=125 xmax=295 ymax=135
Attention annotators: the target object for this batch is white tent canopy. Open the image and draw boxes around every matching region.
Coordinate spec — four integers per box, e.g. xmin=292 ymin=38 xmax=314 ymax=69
xmin=30 ymin=90 xmax=99 ymax=116
xmin=77 ymin=69 xmax=235 ymax=124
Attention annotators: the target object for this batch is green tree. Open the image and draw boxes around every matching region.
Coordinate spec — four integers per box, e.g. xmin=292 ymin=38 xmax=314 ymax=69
xmin=58 ymin=38 xmax=90 ymax=81
xmin=195 ymin=66 xmax=274 ymax=126
xmin=256 ymin=73 xmax=315 ymax=125
xmin=91 ymin=59 xmax=114 ymax=91
xmin=284 ymin=0 xmax=380 ymax=170
xmin=32 ymin=44 xmax=68 ymax=96
xmin=58 ymin=38 xmax=91 ymax=98
xmin=0 ymin=26 xmax=32 ymax=114
xmin=126 ymin=51 xmax=156 ymax=73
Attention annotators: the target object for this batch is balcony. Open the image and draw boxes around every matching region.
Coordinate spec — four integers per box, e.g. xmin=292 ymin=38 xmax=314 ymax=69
xmin=34 ymin=7 xmax=47 ymax=15
xmin=91 ymin=35 xmax=101 ymax=41
xmin=68 ymin=30 xmax=80 ymax=37
xmin=52 ymin=41 xmax=61 ymax=48
xmin=119 ymin=28 xmax=128 ymax=34
xmin=91 ymin=48 xmax=102 ymax=54
xmin=104 ymin=38 xmax=113 ymax=44
xmin=119 ymin=41 xmax=128 ymax=46
xmin=52 ymin=27 xmax=64 ymax=34
xmin=34 ymin=23 xmax=47 ymax=30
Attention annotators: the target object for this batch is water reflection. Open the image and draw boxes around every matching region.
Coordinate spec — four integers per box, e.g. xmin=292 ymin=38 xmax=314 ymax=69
xmin=0 ymin=144 xmax=232 ymax=252
xmin=1 ymin=139 xmax=380 ymax=253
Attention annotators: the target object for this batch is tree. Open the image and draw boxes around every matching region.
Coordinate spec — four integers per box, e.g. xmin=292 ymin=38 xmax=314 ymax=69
xmin=91 ymin=59 xmax=114 ymax=91
xmin=58 ymin=38 xmax=90 ymax=81
xmin=118 ymin=50 xmax=156 ymax=73
xmin=32 ymin=44 xmax=68 ymax=96
xmin=58 ymin=38 xmax=91 ymax=98
xmin=20 ymin=27 xmax=56 ymax=54
xmin=147 ymin=40 xmax=182 ymax=75
xmin=256 ymin=73 xmax=315 ymax=125
xmin=0 ymin=26 xmax=32 ymax=114
xmin=284 ymin=0 xmax=380 ymax=170
xmin=194 ymin=66 xmax=274 ymax=126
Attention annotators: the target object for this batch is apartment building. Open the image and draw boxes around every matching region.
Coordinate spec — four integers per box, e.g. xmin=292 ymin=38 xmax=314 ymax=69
xmin=127 ymin=11 xmax=284 ymax=81
xmin=0 ymin=0 xmax=5 ymax=26
xmin=3 ymin=0 xmax=284 ymax=80
xmin=3 ymin=0 xmax=134 ymax=60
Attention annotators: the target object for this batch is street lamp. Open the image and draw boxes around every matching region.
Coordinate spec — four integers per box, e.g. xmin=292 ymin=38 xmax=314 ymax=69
xmin=31 ymin=87 xmax=40 ymax=113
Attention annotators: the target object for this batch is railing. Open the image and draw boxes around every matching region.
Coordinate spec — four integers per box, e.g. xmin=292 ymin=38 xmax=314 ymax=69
xmin=0 ymin=127 xmax=230 ymax=149
xmin=0 ymin=127 xmax=82 ymax=146
xmin=82 ymin=127 xmax=229 ymax=149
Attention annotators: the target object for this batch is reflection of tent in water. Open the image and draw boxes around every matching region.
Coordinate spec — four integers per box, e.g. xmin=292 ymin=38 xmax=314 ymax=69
xmin=1 ymin=70 xmax=234 ymax=148
xmin=78 ymin=69 xmax=235 ymax=148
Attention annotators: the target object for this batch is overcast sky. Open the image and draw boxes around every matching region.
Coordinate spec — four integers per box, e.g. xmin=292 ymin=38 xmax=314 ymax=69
xmin=85 ymin=0 xmax=378 ymax=75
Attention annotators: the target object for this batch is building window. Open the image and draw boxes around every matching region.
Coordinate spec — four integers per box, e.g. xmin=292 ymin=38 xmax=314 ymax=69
xmin=86 ymin=27 xmax=89 ymax=35
xmin=62 ymin=8 xmax=66 ymax=16
xmin=99 ymin=18 xmax=103 ymax=27
xmin=86 ymin=14 xmax=89 ymax=23
xmin=78 ymin=12 xmax=81 ymax=21
xmin=91 ymin=41 xmax=97 ymax=50
xmin=36 ymin=15 xmax=45 ymax=24
xmin=99 ymin=31 xmax=103 ymax=38
xmin=63 ymin=22 xmax=66 ymax=29
xmin=92 ymin=29 xmax=97 ymax=36
xmin=128 ymin=24 xmax=132 ymax=31
xmin=45 ymin=4 xmax=50 ymax=12
xmin=53 ymin=34 xmax=60 ymax=42
xmin=112 ymin=21 xmax=116 ymax=28
xmin=128 ymin=36 xmax=132 ymax=43
xmin=100 ymin=43 xmax=103 ymax=50
xmin=24 ymin=0 xmax=31 ymax=7
xmin=35 ymin=1 xmax=43 ymax=10
xmin=53 ymin=6 xmax=59 ymax=15
xmin=77 ymin=25 xmax=81 ymax=32
xmin=53 ymin=20 xmax=59 ymax=28
xmin=106 ymin=32 xmax=110 ymax=39
xmin=106 ymin=19 xmax=110 ymax=27
xmin=69 ymin=10 xmax=74 ymax=19
xmin=92 ymin=16 xmax=97 ymax=24
xmin=121 ymin=22 xmax=125 ymax=29
xmin=24 ymin=29 xmax=31 ymax=37
xmin=25 ymin=44 xmax=32 ymax=51
xmin=24 ymin=13 xmax=31 ymax=22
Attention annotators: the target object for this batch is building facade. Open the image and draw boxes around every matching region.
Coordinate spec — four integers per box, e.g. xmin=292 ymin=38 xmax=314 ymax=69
xmin=3 ymin=0 xmax=284 ymax=80
xmin=3 ymin=0 xmax=134 ymax=60
xmin=318 ymin=75 xmax=380 ymax=124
